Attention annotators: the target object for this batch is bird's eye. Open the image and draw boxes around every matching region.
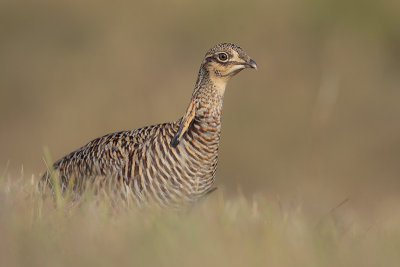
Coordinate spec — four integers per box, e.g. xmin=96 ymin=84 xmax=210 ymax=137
xmin=217 ymin=53 xmax=229 ymax=62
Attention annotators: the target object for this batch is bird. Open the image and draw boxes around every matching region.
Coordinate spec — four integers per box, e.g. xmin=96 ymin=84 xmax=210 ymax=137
xmin=41 ymin=43 xmax=257 ymax=207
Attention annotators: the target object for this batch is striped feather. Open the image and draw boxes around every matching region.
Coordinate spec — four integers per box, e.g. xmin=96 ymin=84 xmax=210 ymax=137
xmin=41 ymin=43 xmax=257 ymax=207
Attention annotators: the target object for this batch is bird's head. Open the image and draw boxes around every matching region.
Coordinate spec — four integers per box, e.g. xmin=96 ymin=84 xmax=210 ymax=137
xmin=171 ymin=43 xmax=257 ymax=147
xmin=201 ymin=43 xmax=257 ymax=83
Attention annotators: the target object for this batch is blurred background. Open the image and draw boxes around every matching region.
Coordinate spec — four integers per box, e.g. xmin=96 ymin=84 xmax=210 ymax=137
xmin=1 ymin=0 xmax=399 ymax=214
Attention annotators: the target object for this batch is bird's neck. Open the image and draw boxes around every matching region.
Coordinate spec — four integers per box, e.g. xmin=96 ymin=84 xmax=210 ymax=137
xmin=192 ymin=67 xmax=228 ymax=124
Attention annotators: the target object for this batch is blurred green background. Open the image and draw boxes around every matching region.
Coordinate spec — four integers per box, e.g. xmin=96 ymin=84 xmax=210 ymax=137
xmin=1 ymin=0 xmax=399 ymax=213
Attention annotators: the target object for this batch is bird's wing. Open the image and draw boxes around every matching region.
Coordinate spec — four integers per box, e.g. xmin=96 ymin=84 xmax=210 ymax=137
xmin=51 ymin=129 xmax=147 ymax=183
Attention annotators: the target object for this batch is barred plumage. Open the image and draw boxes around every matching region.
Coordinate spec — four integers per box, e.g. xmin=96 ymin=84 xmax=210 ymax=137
xmin=42 ymin=43 xmax=257 ymax=207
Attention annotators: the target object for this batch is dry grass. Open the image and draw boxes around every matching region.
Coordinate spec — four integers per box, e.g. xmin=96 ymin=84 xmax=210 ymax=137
xmin=1 ymin=173 xmax=400 ymax=267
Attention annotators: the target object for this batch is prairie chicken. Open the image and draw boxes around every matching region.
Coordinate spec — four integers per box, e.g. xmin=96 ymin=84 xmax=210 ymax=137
xmin=42 ymin=43 xmax=257 ymax=207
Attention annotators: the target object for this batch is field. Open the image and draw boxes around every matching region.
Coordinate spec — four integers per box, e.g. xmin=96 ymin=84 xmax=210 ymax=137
xmin=1 ymin=0 xmax=400 ymax=266
xmin=1 ymin=174 xmax=400 ymax=266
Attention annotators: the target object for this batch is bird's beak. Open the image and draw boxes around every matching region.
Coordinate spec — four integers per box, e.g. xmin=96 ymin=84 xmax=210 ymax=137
xmin=247 ymin=59 xmax=258 ymax=70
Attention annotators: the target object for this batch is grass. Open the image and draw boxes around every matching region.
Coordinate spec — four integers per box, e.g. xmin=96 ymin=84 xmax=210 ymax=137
xmin=1 ymin=172 xmax=400 ymax=267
